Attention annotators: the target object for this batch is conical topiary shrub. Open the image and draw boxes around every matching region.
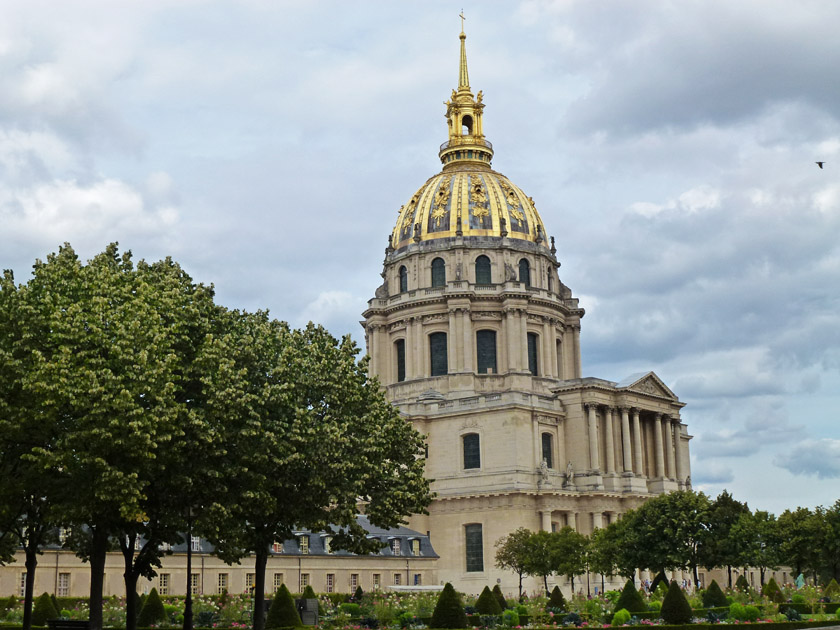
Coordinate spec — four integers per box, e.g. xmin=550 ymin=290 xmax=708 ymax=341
xmin=702 ymin=579 xmax=729 ymax=608
xmin=137 ymin=587 xmax=167 ymax=627
xmin=661 ymin=581 xmax=693 ymax=624
xmin=352 ymin=585 xmax=364 ymax=603
xmin=32 ymin=593 xmax=59 ymax=626
xmin=265 ymin=584 xmax=303 ymax=629
xmin=547 ymin=585 xmax=567 ymax=612
xmin=762 ymin=577 xmax=784 ymax=603
xmin=476 ymin=586 xmax=502 ymax=615
xmin=301 ymin=585 xmax=317 ymax=599
xmin=614 ymin=579 xmax=646 ymax=614
xmin=735 ymin=574 xmax=750 ymax=593
xmin=492 ymin=585 xmax=507 ymax=611
xmin=650 ymin=571 xmax=669 ymax=594
xmin=823 ymin=578 xmax=839 ymax=600
xmin=431 ymin=583 xmax=468 ymax=629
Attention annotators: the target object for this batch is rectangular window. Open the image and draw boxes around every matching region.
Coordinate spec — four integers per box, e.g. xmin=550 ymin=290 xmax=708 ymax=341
xmin=246 ymin=573 xmax=256 ymax=593
xmin=300 ymin=573 xmax=310 ymax=592
xmin=476 ymin=330 xmax=497 ymax=374
xmin=395 ymin=339 xmax=406 ymax=382
xmin=350 ymin=574 xmax=359 ymax=589
xmin=57 ymin=573 xmax=70 ymax=597
xmin=19 ymin=573 xmax=26 ymax=597
xmin=190 ymin=573 xmax=200 ymax=595
xmin=191 ymin=536 xmax=201 ymax=552
xmin=413 ymin=574 xmax=422 ymax=586
xmin=391 ymin=539 xmax=401 ymax=555
xmin=393 ymin=573 xmax=401 ymax=586
xmin=159 ymin=573 xmax=170 ymax=595
xmin=373 ymin=574 xmax=381 ymax=589
xmin=527 ymin=332 xmax=539 ymax=375
xmin=326 ymin=574 xmax=335 ymax=593
xmin=272 ymin=541 xmax=283 ymax=553
xmin=541 ymin=432 xmax=554 ymax=468
xmin=465 ymin=524 xmax=484 ymax=572
xmin=299 ymin=535 xmax=309 ymax=554
xmin=273 ymin=573 xmax=284 ymax=592
xmin=411 ymin=539 xmax=420 ymax=556
xmin=217 ymin=573 xmax=229 ymax=594
xmin=463 ymin=433 xmax=480 ymax=469
xmin=324 ymin=536 xmax=332 ymax=554
xmin=429 ymin=332 xmax=448 ymax=376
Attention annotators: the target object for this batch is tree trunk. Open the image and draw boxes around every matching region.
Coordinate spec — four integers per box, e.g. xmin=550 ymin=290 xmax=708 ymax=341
xmin=760 ymin=568 xmax=765 ymax=586
xmin=184 ymin=520 xmax=193 ymax=630
xmin=543 ymin=574 xmax=548 ymax=595
xmin=692 ymin=564 xmax=699 ymax=589
xmin=570 ymin=575 xmax=575 ymax=594
xmin=22 ymin=545 xmax=38 ymax=630
xmin=727 ymin=565 xmax=732 ymax=589
xmin=252 ymin=550 xmax=268 ymax=630
xmin=518 ymin=572 xmax=523 ymax=601
xmin=121 ymin=535 xmax=139 ymax=630
xmin=88 ymin=527 xmax=109 ymax=630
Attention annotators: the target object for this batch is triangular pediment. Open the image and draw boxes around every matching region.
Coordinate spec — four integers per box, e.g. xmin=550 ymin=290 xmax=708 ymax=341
xmin=618 ymin=371 xmax=678 ymax=400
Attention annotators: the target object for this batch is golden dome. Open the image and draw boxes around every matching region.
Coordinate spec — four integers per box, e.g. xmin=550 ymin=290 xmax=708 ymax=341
xmin=391 ymin=169 xmax=548 ymax=249
xmin=390 ymin=27 xmax=549 ymax=251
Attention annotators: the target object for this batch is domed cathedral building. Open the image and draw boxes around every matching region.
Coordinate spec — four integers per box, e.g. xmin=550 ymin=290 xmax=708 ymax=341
xmin=362 ymin=27 xmax=692 ymax=594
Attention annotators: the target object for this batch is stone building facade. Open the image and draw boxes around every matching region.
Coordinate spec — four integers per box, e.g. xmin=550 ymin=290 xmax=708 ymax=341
xmin=362 ymin=29 xmax=692 ymax=595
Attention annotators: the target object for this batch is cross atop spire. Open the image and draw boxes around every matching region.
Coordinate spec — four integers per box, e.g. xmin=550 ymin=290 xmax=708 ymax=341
xmin=458 ymin=12 xmax=470 ymax=91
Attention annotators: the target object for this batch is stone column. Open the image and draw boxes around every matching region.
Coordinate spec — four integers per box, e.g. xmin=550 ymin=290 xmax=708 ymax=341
xmin=573 ymin=325 xmax=582 ymax=378
xmin=542 ymin=319 xmax=553 ymax=377
xmin=664 ymin=416 xmax=676 ymax=479
xmin=505 ymin=309 xmax=517 ymax=372
xmin=587 ymin=404 xmax=600 ymax=472
xmin=367 ymin=324 xmax=377 ymax=378
xmin=462 ymin=310 xmax=473 ymax=373
xmin=653 ymin=413 xmax=665 ymax=479
xmin=448 ymin=309 xmax=458 ymax=372
xmin=520 ymin=310 xmax=529 ymax=372
xmin=420 ymin=320 xmax=429 ymax=378
xmin=541 ymin=511 xmax=552 ymax=532
xmin=674 ymin=421 xmax=684 ymax=484
xmin=592 ymin=512 xmax=603 ymax=530
xmin=604 ymin=407 xmax=616 ymax=474
xmin=632 ymin=409 xmax=643 ymax=476
xmin=567 ymin=511 xmax=578 ymax=532
xmin=563 ymin=329 xmax=575 ymax=382
xmin=621 ymin=407 xmax=633 ymax=473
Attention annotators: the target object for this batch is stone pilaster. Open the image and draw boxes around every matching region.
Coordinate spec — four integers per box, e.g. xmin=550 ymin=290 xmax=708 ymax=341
xmin=653 ymin=413 xmax=665 ymax=479
xmin=620 ymin=407 xmax=632 ymax=473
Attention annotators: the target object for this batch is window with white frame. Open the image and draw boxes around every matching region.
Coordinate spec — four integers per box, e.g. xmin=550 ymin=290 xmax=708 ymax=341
xmin=372 ymin=574 xmax=381 ymax=589
xmin=326 ymin=574 xmax=335 ymax=593
xmin=411 ymin=539 xmax=420 ymax=556
xmin=350 ymin=574 xmax=359 ymax=589
xmin=190 ymin=573 xmax=200 ymax=595
xmin=246 ymin=573 xmax=256 ymax=593
xmin=299 ymin=573 xmax=310 ymax=591
xmin=159 ymin=573 xmax=170 ymax=595
xmin=324 ymin=536 xmax=332 ymax=554
xmin=58 ymin=573 xmax=70 ymax=597
xmin=273 ymin=573 xmax=284 ymax=592
xmin=298 ymin=535 xmax=309 ymax=554
xmin=191 ymin=536 xmax=201 ymax=552
xmin=217 ymin=573 xmax=229 ymax=594
xmin=19 ymin=573 xmax=26 ymax=597
xmin=391 ymin=538 xmax=401 ymax=555
xmin=272 ymin=541 xmax=283 ymax=553
xmin=393 ymin=573 xmax=401 ymax=586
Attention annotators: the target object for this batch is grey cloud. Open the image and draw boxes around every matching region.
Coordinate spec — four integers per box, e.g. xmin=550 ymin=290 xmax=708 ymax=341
xmin=774 ymin=438 xmax=840 ymax=479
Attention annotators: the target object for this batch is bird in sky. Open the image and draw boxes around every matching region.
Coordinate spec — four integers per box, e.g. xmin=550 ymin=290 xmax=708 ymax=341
xmin=816 ymin=161 xmax=825 ymax=169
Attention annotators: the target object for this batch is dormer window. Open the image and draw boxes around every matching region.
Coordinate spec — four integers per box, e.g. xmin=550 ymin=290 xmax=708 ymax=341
xmin=298 ymin=535 xmax=309 ymax=555
xmin=391 ymin=538 xmax=401 ymax=555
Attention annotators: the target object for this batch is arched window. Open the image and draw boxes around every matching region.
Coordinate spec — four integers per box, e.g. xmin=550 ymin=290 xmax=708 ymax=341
xmin=541 ymin=432 xmax=554 ymax=469
xmin=527 ymin=332 xmax=539 ymax=376
xmin=394 ymin=339 xmax=406 ymax=383
xmin=463 ymin=433 xmax=480 ymax=469
xmin=475 ymin=255 xmax=491 ymax=285
xmin=462 ymin=115 xmax=473 ymax=136
xmin=547 ymin=270 xmax=553 ymax=293
xmin=429 ymin=332 xmax=448 ymax=377
xmin=556 ymin=339 xmax=563 ymax=379
xmin=399 ymin=266 xmax=408 ymax=293
xmin=431 ymin=258 xmax=446 ymax=288
xmin=476 ymin=330 xmax=497 ymax=374
xmin=518 ymin=258 xmax=530 ymax=286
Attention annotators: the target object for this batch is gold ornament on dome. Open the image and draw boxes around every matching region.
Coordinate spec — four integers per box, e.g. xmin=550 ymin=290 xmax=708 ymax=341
xmin=431 ymin=176 xmax=452 ymax=227
xmin=469 ymin=175 xmax=489 ymax=225
xmin=400 ymin=189 xmax=423 ymax=235
xmin=498 ymin=179 xmax=525 ymax=225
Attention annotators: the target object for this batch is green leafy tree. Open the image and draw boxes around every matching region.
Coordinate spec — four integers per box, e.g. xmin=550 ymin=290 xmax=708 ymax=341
xmin=431 ymin=583 xmax=467 ymax=629
xmin=265 ymin=584 xmax=302 ymax=629
xmin=591 ymin=516 xmax=637 ymax=581
xmin=777 ymin=507 xmax=821 ymax=581
xmin=137 ymin=588 xmax=166 ymax=627
xmin=551 ymin=527 xmax=588 ymax=595
xmin=730 ymin=510 xmax=780 ymax=585
xmin=660 ymin=581 xmax=692 ymax=624
xmin=202 ymin=316 xmax=431 ymax=630
xmin=821 ymin=501 xmax=840 ymax=583
xmin=520 ymin=530 xmax=556 ymax=594
xmin=31 ymin=593 xmax=59 ymax=627
xmin=614 ymin=579 xmax=646 ymax=614
xmin=476 ymin=586 xmax=502 ymax=614
xmin=702 ymin=491 xmax=750 ymax=588
xmin=495 ymin=527 xmax=533 ymax=600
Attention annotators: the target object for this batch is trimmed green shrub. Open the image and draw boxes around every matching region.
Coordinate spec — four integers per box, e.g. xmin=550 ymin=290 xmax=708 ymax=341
xmin=500 ymin=609 xmax=519 ymax=627
xmin=729 ymin=602 xmax=760 ymax=622
xmin=476 ymin=586 xmax=502 ymax=615
xmin=31 ymin=593 xmax=59 ymax=626
xmin=492 ymin=584 xmax=507 ymax=611
xmin=301 ymin=585 xmax=317 ymax=599
xmin=661 ymin=582 xmax=692 ymax=624
xmin=735 ymin=574 xmax=750 ymax=593
xmin=430 ymin=583 xmax=467 ymax=629
xmin=611 ymin=608 xmax=632 ymax=626
xmin=137 ymin=587 xmax=167 ymax=627
xmin=352 ymin=585 xmax=364 ymax=603
xmin=265 ymin=584 xmax=302 ymax=629
xmin=1 ymin=597 xmax=18 ymax=613
xmin=824 ymin=578 xmax=840 ymax=600
xmin=339 ymin=603 xmax=361 ymax=617
xmin=547 ymin=585 xmax=567 ymax=612
xmin=702 ymin=580 xmax=728 ymax=608
xmin=615 ymin=579 xmax=646 ymax=614
xmin=650 ymin=571 xmax=669 ymax=594
xmin=762 ymin=577 xmax=784 ymax=603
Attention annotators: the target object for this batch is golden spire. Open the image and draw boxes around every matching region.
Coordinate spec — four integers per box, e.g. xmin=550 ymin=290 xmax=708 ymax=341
xmin=458 ymin=11 xmax=470 ymax=91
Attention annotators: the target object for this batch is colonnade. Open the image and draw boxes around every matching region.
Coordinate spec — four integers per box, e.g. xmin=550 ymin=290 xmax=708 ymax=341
xmin=584 ymin=403 xmax=685 ymax=483
xmin=539 ymin=509 xmax=620 ymax=534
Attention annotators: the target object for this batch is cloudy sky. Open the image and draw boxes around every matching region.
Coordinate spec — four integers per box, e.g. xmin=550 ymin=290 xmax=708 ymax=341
xmin=2 ymin=0 xmax=839 ymax=515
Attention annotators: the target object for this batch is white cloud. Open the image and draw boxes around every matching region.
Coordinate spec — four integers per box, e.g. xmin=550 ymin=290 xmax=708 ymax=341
xmin=775 ymin=438 xmax=840 ymax=479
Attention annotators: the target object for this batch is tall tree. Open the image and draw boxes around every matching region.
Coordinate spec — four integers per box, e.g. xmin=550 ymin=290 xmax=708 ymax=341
xmin=521 ymin=530 xmax=556 ymax=595
xmin=777 ymin=507 xmax=821 ymax=581
xmin=551 ymin=526 xmax=588 ymax=594
xmin=495 ymin=527 xmax=533 ymax=600
xmin=730 ymin=510 xmax=779 ymax=585
xmin=201 ymin=316 xmax=432 ymax=630
xmin=819 ymin=501 xmax=840 ymax=582
xmin=700 ymin=490 xmax=750 ymax=588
